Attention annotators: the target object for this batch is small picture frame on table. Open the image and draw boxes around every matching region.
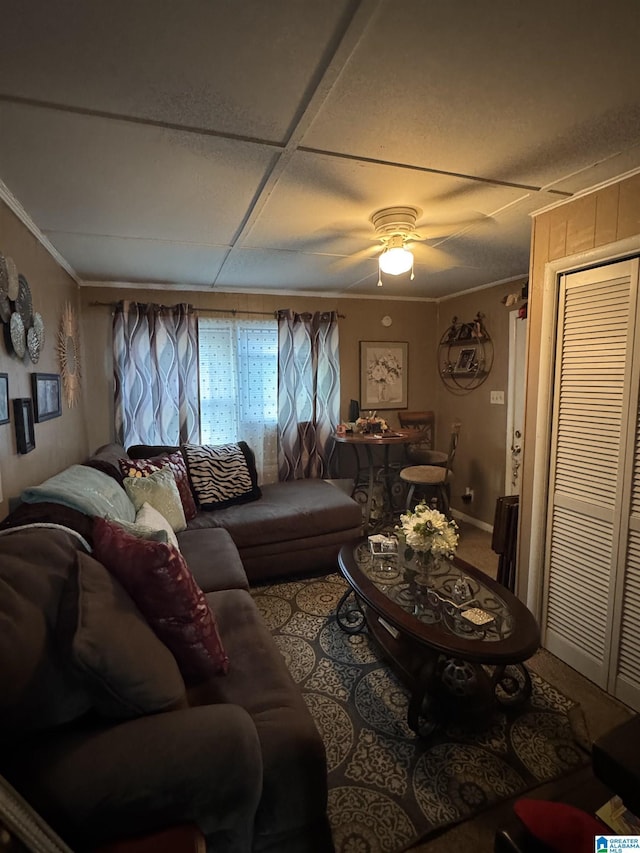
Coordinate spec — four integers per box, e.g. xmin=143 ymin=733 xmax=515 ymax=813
xmin=0 ymin=373 xmax=9 ymax=425
xmin=13 ymin=398 xmax=35 ymax=454
xmin=31 ymin=372 xmax=62 ymax=422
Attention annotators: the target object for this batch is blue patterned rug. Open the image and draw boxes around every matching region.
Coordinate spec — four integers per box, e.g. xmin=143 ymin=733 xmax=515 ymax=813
xmin=251 ymin=573 xmax=588 ymax=853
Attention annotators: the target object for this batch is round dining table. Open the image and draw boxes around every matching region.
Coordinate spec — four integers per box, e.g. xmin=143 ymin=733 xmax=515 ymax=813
xmin=333 ymin=429 xmax=427 ymax=528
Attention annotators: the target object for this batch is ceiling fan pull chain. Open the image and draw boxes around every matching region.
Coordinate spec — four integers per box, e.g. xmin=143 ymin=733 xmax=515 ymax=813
xmin=410 ymin=255 xmax=415 ymax=281
xmin=377 ymin=269 xmax=383 ymax=287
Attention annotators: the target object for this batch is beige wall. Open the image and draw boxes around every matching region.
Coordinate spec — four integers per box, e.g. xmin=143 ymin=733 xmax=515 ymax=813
xmin=0 ymin=201 xmax=89 ymax=518
xmin=435 ymin=278 xmax=528 ymax=525
xmin=80 ymin=286 xmax=439 ymax=449
xmin=1 ymin=192 xmax=521 ymax=528
xmin=520 ymin=171 xmax=640 ymax=602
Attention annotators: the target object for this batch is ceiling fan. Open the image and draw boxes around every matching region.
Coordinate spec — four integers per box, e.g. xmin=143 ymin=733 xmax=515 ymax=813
xmin=331 ymin=205 xmax=487 ymax=286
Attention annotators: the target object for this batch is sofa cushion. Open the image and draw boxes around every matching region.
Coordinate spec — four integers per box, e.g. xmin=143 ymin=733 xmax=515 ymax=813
xmin=66 ymin=551 xmax=186 ymax=718
xmin=182 ymin=442 xmax=261 ymax=509
xmin=176 ymin=528 xmax=249 ymax=593
xmin=93 ymin=518 xmax=229 ymax=684
xmin=186 ymin=479 xmax=362 ymax=547
xmin=21 ymin=465 xmax=136 ymax=524
xmin=189 ymin=588 xmax=329 ymax=844
xmin=123 ymin=468 xmax=187 ymax=533
xmin=119 ymin=451 xmax=197 ymax=521
xmin=0 ymin=528 xmax=93 ymax=738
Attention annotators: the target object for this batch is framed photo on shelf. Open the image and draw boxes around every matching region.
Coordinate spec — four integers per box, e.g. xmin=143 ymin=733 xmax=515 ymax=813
xmin=13 ymin=398 xmax=35 ymax=454
xmin=360 ymin=341 xmax=408 ymax=410
xmin=455 ymin=346 xmax=477 ymax=373
xmin=31 ymin=373 xmax=62 ymax=422
xmin=0 ymin=373 xmax=8 ymax=425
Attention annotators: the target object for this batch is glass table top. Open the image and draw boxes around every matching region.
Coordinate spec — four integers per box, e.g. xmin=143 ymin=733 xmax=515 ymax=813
xmin=350 ymin=538 xmax=514 ymax=644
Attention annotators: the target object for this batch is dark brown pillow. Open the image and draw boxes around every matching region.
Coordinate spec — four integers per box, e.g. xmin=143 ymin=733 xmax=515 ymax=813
xmin=67 ymin=551 xmax=187 ymax=718
xmin=0 ymin=529 xmax=93 ymax=738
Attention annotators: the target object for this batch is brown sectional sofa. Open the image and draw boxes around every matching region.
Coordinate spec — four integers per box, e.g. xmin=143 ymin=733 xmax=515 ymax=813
xmin=0 ymin=443 xmax=363 ymax=852
xmin=117 ymin=442 xmax=363 ymax=583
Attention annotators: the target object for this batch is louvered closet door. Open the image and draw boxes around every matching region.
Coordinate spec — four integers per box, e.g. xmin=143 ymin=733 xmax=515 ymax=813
xmin=543 ymin=260 xmax=639 ymax=690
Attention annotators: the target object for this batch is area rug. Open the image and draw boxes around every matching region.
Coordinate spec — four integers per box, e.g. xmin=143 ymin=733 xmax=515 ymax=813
xmin=251 ymin=572 xmax=589 ymax=853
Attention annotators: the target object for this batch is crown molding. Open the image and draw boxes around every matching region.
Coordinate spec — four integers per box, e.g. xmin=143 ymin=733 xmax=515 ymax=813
xmin=0 ymin=178 xmax=82 ymax=287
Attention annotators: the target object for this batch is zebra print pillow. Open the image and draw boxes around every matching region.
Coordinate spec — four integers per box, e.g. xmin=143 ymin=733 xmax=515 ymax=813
xmin=183 ymin=442 xmax=261 ymax=510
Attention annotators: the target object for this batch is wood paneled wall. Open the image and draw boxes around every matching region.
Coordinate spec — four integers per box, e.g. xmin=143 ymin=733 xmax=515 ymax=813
xmin=520 ymin=170 xmax=640 ymax=603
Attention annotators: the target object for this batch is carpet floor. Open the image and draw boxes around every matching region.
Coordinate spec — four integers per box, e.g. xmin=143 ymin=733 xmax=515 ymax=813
xmin=252 ymin=572 xmax=589 ymax=853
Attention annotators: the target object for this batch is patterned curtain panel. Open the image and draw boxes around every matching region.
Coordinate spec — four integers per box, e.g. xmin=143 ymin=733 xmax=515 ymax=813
xmin=277 ymin=309 xmax=340 ymax=480
xmin=113 ymin=301 xmax=200 ymax=448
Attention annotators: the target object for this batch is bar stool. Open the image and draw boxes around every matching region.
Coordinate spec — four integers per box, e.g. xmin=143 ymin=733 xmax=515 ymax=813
xmin=399 ymin=421 xmax=461 ymax=516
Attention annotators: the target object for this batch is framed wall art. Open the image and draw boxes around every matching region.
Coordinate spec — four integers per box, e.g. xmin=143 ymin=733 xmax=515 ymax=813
xmin=454 ymin=346 xmax=477 ymax=373
xmin=13 ymin=398 xmax=35 ymax=454
xmin=31 ymin=372 xmax=62 ymax=422
xmin=0 ymin=373 xmax=8 ymax=425
xmin=359 ymin=341 xmax=408 ymax=410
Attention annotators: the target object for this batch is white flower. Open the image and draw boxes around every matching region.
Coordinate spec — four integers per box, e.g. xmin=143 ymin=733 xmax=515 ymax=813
xmin=367 ymin=351 xmax=402 ymax=385
xmin=397 ymin=502 xmax=459 ymax=558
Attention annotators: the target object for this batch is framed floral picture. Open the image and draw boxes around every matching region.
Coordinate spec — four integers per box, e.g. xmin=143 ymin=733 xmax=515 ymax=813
xmin=360 ymin=341 xmax=408 ymax=410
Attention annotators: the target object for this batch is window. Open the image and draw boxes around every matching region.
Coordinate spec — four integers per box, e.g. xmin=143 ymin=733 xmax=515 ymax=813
xmin=198 ymin=318 xmax=278 ymax=483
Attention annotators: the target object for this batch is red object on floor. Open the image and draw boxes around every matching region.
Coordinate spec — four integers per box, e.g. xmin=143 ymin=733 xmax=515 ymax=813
xmin=94 ymin=823 xmax=205 ymax=853
xmin=514 ymin=798 xmax=609 ymax=853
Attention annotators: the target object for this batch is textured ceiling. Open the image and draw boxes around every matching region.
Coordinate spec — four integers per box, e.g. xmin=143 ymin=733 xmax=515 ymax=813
xmin=1 ymin=0 xmax=639 ymax=299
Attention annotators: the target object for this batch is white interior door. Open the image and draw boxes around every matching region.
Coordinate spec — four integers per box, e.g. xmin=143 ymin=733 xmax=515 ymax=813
xmin=543 ymin=260 xmax=638 ymax=689
xmin=505 ymin=310 xmax=527 ymax=495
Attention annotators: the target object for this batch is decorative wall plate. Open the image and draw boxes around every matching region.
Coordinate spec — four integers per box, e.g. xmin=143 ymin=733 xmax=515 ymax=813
xmin=27 ymin=326 xmax=41 ymax=363
xmin=15 ymin=274 xmax=33 ymax=328
xmin=32 ymin=311 xmax=45 ymax=347
xmin=6 ymin=257 xmax=19 ymax=301
xmin=0 ymin=293 xmax=10 ymax=324
xmin=10 ymin=311 xmax=26 ymax=358
xmin=0 ymin=253 xmax=8 ymax=298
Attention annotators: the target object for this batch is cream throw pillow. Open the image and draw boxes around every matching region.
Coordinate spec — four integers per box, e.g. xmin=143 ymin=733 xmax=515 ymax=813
xmin=123 ymin=468 xmax=187 ymax=533
xmin=136 ymin=502 xmax=180 ymax=550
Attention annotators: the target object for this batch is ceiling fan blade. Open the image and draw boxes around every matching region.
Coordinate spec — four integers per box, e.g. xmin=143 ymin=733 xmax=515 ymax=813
xmin=331 ymin=245 xmax=380 ymax=270
xmin=413 ymin=212 xmax=494 ymax=239
xmin=409 ymin=242 xmax=460 ymax=270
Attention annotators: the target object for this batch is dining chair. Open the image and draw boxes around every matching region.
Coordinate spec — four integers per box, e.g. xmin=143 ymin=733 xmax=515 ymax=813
xmin=399 ymin=421 xmax=461 ymax=516
xmin=397 ymin=411 xmax=436 ymax=464
xmin=398 ymin=411 xmax=450 ymax=467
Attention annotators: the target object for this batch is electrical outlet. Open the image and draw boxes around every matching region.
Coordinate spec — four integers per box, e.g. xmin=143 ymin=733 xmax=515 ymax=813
xmin=490 ymin=390 xmax=504 ymax=405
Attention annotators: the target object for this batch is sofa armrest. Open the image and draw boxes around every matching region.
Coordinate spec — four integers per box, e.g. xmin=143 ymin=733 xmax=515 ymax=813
xmin=6 ymin=704 xmax=263 ymax=851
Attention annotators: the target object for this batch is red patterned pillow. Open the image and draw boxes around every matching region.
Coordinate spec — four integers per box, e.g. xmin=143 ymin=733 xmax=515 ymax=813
xmin=92 ymin=517 xmax=228 ymax=683
xmin=119 ymin=452 xmax=197 ymax=520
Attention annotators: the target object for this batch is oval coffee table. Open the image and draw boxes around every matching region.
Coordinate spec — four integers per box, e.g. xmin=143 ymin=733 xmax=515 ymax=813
xmin=337 ymin=539 xmax=540 ymax=736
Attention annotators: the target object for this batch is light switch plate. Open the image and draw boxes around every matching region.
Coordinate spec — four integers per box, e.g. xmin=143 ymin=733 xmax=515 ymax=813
xmin=490 ymin=390 xmax=505 ymax=405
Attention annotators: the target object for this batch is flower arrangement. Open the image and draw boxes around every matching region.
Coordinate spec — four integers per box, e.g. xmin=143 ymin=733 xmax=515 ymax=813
xmin=354 ymin=412 xmax=388 ymax=434
xmin=368 ymin=350 xmax=402 ymax=386
xmin=397 ymin=502 xmax=459 ymax=560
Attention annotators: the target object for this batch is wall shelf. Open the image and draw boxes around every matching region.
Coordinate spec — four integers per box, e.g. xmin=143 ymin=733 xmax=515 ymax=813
xmin=438 ymin=313 xmax=493 ymax=393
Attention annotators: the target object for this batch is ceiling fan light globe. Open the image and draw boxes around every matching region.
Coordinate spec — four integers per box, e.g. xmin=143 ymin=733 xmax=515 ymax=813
xmin=379 ymin=247 xmax=414 ymax=275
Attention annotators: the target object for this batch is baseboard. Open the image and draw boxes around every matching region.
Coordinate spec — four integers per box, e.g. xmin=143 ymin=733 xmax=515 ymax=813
xmin=451 ymin=508 xmax=493 ymax=534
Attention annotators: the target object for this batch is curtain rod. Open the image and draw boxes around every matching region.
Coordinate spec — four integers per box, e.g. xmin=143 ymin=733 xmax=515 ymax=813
xmin=89 ymin=301 xmax=345 ymax=318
